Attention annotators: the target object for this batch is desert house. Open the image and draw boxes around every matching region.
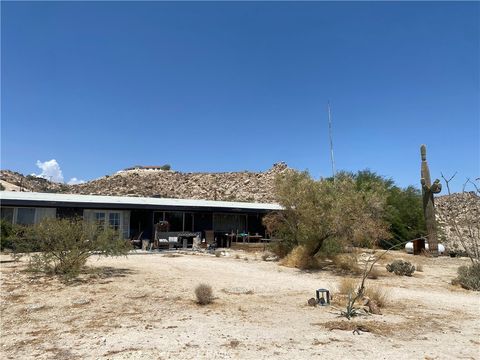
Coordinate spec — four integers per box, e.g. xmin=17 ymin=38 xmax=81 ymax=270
xmin=0 ymin=191 xmax=281 ymax=248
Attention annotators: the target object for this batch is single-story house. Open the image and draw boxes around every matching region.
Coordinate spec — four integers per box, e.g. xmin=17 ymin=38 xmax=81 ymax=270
xmin=0 ymin=191 xmax=281 ymax=247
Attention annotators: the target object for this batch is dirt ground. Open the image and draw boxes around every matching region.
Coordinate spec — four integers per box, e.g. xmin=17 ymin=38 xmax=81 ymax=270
xmin=1 ymin=250 xmax=479 ymax=359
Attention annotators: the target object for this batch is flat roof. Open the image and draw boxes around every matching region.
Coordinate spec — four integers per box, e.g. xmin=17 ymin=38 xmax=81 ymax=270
xmin=0 ymin=191 xmax=282 ymax=212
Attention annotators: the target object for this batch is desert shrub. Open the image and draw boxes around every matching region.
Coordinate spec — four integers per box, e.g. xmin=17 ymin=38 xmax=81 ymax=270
xmin=11 ymin=217 xmax=131 ymax=280
xmin=215 ymin=250 xmax=222 ymax=257
xmin=364 ymin=285 xmax=390 ymax=308
xmin=386 ymin=260 xmax=415 ymax=276
xmin=280 ymin=245 xmax=319 ymax=270
xmin=267 ymin=241 xmax=292 ymax=259
xmin=234 ymin=254 xmax=240 ymax=259
xmin=0 ymin=219 xmax=14 ymax=251
xmin=160 ymin=164 xmax=171 ymax=171
xmin=195 ymin=283 xmax=213 ymax=305
xmin=452 ymin=263 xmax=480 ymax=291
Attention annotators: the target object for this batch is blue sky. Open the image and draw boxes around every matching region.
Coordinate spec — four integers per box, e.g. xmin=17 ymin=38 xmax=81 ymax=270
xmin=1 ymin=1 xmax=478 ymax=191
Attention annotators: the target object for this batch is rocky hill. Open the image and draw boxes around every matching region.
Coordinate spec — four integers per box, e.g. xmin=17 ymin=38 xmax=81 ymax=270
xmin=435 ymin=191 xmax=480 ymax=253
xmin=0 ymin=163 xmax=291 ymax=203
xmin=0 ymin=171 xmax=69 ymax=193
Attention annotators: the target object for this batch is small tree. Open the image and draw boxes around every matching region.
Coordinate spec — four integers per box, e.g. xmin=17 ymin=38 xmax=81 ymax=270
xmin=12 ymin=217 xmax=131 ymax=280
xmin=264 ymin=170 xmax=389 ymax=259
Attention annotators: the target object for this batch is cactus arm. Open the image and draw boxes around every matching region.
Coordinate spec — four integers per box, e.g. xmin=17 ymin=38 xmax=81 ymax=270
xmin=431 ymin=179 xmax=442 ymax=194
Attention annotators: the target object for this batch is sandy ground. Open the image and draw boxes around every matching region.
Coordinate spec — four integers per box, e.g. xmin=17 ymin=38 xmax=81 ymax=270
xmin=1 ymin=250 xmax=479 ymax=360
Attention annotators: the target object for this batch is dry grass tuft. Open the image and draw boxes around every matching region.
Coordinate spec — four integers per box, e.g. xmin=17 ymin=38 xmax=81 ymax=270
xmin=336 ymin=278 xmax=389 ymax=308
xmin=195 ymin=283 xmax=214 ymax=305
xmin=338 ymin=277 xmax=357 ymax=296
xmin=333 ymin=254 xmax=362 ymax=274
xmin=319 ymin=320 xmax=393 ymax=335
xmin=280 ymin=245 xmax=320 ymax=270
xmin=364 ymin=285 xmax=390 ymax=308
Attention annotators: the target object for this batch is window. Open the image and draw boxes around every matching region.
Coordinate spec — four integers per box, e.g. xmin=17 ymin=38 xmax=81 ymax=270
xmin=213 ymin=213 xmax=247 ymax=233
xmin=184 ymin=213 xmax=193 ymax=232
xmin=95 ymin=212 xmax=106 ymax=229
xmin=109 ymin=212 xmax=120 ymax=230
xmin=84 ymin=209 xmax=129 ymax=239
xmin=1 ymin=207 xmax=56 ymax=225
xmin=16 ymin=208 xmax=36 ymax=225
xmin=1 ymin=207 xmax=14 ymax=223
xmin=165 ymin=212 xmax=183 ymax=231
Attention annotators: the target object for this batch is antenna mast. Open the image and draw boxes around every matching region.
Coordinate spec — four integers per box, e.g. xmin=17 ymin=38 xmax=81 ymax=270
xmin=327 ymin=101 xmax=336 ymax=180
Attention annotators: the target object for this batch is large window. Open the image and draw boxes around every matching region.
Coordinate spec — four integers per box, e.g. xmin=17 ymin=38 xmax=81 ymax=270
xmin=0 ymin=207 xmax=56 ymax=225
xmin=84 ymin=210 xmax=130 ymax=239
xmin=213 ymin=213 xmax=247 ymax=233
xmin=93 ymin=211 xmax=121 ymax=230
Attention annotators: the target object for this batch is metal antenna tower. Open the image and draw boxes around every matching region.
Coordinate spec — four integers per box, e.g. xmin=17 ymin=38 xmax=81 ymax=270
xmin=327 ymin=101 xmax=336 ymax=180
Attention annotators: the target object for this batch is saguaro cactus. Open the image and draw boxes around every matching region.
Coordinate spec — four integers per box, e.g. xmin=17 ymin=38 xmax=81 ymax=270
xmin=420 ymin=144 xmax=442 ymax=256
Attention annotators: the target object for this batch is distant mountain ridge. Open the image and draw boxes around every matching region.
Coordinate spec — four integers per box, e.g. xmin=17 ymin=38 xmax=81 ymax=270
xmin=0 ymin=162 xmax=291 ymax=203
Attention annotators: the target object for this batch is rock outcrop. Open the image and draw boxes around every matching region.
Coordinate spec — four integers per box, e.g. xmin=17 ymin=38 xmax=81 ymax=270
xmin=435 ymin=192 xmax=480 ymax=253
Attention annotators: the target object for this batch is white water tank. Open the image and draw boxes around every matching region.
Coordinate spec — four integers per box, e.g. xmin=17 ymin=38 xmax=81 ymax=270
xmin=405 ymin=241 xmax=445 ymax=255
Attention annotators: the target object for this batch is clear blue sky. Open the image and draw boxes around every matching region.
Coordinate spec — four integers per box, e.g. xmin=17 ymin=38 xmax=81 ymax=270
xmin=1 ymin=1 xmax=479 ymax=191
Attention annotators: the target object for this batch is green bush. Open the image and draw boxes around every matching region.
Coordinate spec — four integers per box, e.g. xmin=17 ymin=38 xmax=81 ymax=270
xmin=353 ymin=170 xmax=425 ymax=249
xmin=12 ymin=217 xmax=131 ymax=280
xmin=0 ymin=219 xmax=14 ymax=251
xmin=453 ymin=263 xmax=480 ymax=291
xmin=318 ymin=237 xmax=343 ymax=258
xmin=386 ymin=260 xmax=415 ymax=276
